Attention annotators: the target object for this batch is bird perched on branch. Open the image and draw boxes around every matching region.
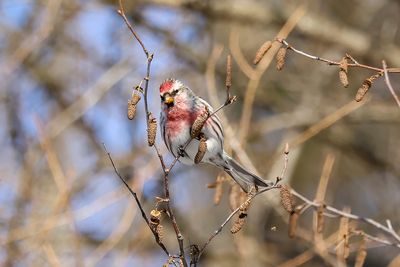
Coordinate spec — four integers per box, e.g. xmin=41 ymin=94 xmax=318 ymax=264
xmin=159 ymin=78 xmax=271 ymax=192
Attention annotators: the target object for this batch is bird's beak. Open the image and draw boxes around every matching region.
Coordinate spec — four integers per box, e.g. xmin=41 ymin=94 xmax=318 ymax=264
xmin=164 ymin=95 xmax=174 ymax=105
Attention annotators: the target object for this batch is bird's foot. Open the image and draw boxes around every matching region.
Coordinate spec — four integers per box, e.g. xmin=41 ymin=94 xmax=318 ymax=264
xmin=178 ymin=145 xmax=185 ymax=157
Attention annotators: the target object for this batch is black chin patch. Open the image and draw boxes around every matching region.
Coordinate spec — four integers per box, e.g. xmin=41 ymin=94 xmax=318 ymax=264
xmin=166 ymin=102 xmax=174 ymax=108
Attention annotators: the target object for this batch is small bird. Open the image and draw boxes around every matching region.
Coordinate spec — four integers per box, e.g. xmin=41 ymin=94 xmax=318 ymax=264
xmin=159 ymin=78 xmax=271 ymax=192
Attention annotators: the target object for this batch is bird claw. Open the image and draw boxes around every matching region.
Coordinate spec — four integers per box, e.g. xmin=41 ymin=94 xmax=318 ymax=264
xmin=178 ymin=146 xmax=185 ymax=157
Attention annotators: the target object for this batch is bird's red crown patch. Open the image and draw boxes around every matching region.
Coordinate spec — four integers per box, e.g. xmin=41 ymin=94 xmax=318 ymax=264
xmin=160 ymin=79 xmax=174 ymax=94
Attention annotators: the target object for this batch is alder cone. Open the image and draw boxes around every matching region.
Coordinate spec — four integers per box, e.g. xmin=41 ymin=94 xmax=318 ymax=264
xmin=276 ymin=47 xmax=287 ymax=70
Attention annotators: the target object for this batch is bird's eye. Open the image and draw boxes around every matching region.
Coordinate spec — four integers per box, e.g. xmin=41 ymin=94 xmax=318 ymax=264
xmin=171 ymin=90 xmax=178 ymax=96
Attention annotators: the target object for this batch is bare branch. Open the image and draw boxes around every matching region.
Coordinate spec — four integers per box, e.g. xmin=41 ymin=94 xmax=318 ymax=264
xmin=291 ymin=189 xmax=400 ymax=249
xmin=276 ymin=38 xmax=400 ymax=74
xmin=102 ymin=143 xmax=170 ymax=256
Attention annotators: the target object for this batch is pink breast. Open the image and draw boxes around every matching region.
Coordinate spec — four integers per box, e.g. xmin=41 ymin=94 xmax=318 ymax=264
xmin=165 ymin=105 xmax=210 ymax=138
xmin=165 ymin=106 xmax=192 ymax=136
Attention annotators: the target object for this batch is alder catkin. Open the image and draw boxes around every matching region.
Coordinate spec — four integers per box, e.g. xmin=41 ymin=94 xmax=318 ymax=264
xmin=276 ymin=47 xmax=287 ymax=70
xmin=240 ymin=187 xmax=255 ymax=212
xmin=339 ymin=57 xmax=349 ymax=88
xmin=147 ymin=114 xmax=157 ymax=146
xmin=355 ymin=72 xmax=382 ymax=102
xmin=156 ymin=224 xmax=164 ymax=242
xmin=191 ymin=107 xmax=209 ymax=138
xmin=127 ymin=101 xmax=137 ymax=120
xmin=253 ymin=40 xmax=272 ymax=65
xmin=230 ymin=213 xmax=247 ymax=234
xmin=127 ymin=93 xmax=141 ymax=120
xmin=230 ymin=188 xmax=256 ymax=234
xmin=355 ymin=79 xmax=372 ymax=102
xmin=194 ymin=137 xmax=207 ymax=164
xmin=280 ymin=185 xmax=294 ymax=213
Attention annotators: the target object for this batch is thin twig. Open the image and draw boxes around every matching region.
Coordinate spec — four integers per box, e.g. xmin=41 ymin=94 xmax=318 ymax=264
xmin=291 ymin=189 xmax=400 ymax=248
xmin=102 ymin=143 xmax=170 ymax=255
xmin=352 ymin=230 xmax=400 ymax=248
xmin=276 ymin=38 xmax=400 ymax=74
xmin=196 ymin=184 xmax=281 ymax=262
xmin=382 ymin=60 xmax=400 ymax=108
xmin=117 ymin=1 xmax=149 ymax=57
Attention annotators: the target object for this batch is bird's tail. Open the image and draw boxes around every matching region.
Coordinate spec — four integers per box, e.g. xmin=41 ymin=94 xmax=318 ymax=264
xmin=221 ymin=153 xmax=272 ymax=193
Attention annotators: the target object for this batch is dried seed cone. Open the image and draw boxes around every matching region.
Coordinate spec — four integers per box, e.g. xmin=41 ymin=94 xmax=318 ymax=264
xmin=276 ymin=47 xmax=287 ymax=70
xmin=127 ymin=93 xmax=141 ymax=120
xmin=226 ymin=54 xmax=232 ymax=88
xmin=239 ymin=191 xmax=247 ymax=209
xmin=147 ymin=114 xmax=157 ymax=146
xmin=355 ymin=79 xmax=372 ymax=102
xmin=131 ymin=92 xmax=141 ymax=105
xmin=339 ymin=70 xmax=349 ymax=88
xmin=156 ymin=224 xmax=164 ymax=242
xmin=339 ymin=57 xmax=348 ymax=73
xmin=280 ymin=185 xmax=294 ymax=213
xmin=194 ymin=138 xmax=207 ymax=164
xmin=191 ymin=108 xmax=209 ymax=138
xmin=239 ymin=191 xmax=254 ymax=213
xmin=288 ymin=211 xmax=299 ymax=239
xmin=253 ymin=41 xmax=272 ymax=65
xmin=230 ymin=213 xmax=247 ymax=234
xmin=127 ymin=101 xmax=137 ymax=120
xmin=339 ymin=57 xmax=349 ymax=87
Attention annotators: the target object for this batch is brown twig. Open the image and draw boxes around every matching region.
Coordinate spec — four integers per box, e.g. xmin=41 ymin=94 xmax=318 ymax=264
xmin=102 ymin=143 xmax=170 ymax=256
xmin=352 ymin=230 xmax=398 ymax=249
xmin=291 ymin=189 xmax=400 ymax=249
xmin=195 ymin=183 xmax=281 ymax=262
xmin=117 ymin=3 xmax=149 ymax=58
xmin=276 ymin=38 xmax=400 ymax=74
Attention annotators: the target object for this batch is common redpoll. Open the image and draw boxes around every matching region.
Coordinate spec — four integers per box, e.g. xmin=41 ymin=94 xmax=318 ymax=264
xmin=159 ymin=79 xmax=271 ymax=192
